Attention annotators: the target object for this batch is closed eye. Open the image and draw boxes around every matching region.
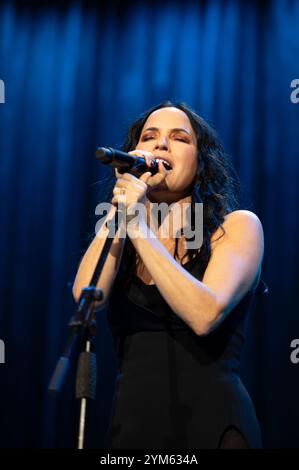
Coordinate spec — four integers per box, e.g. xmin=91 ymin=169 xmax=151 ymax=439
xmin=141 ymin=135 xmax=189 ymax=143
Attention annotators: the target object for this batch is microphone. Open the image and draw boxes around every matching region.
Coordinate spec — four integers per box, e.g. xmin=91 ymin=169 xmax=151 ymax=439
xmin=96 ymin=146 xmax=160 ymax=177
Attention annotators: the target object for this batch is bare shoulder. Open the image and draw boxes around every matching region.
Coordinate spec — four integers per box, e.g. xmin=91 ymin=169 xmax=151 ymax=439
xmin=211 ymin=210 xmax=264 ymax=245
xmin=205 ymin=209 xmax=264 ymax=300
xmin=224 ymin=209 xmax=263 ymax=225
xmin=210 ymin=210 xmax=264 ymax=291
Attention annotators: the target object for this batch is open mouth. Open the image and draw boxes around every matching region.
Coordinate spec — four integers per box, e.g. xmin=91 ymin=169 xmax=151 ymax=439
xmin=154 ymin=158 xmax=173 ymax=172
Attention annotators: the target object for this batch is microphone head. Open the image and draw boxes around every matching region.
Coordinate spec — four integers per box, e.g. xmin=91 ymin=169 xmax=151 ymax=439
xmin=96 ymin=147 xmax=113 ymax=163
xmin=95 ymin=146 xmax=159 ymax=176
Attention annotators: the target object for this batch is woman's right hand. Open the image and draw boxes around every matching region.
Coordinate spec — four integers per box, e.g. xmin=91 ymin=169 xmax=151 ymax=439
xmin=112 ymin=150 xmax=152 ymax=208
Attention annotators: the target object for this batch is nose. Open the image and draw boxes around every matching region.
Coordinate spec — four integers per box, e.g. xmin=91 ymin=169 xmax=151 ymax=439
xmin=154 ymin=135 xmax=168 ymax=151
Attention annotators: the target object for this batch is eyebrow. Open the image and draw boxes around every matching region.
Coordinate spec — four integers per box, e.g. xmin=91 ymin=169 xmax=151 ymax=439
xmin=143 ymin=127 xmax=192 ymax=136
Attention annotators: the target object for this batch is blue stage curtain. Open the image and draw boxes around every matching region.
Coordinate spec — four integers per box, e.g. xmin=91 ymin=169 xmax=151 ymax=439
xmin=0 ymin=0 xmax=299 ymax=448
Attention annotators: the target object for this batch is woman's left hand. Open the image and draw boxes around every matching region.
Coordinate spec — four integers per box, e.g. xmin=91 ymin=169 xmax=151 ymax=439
xmin=111 ymin=150 xmax=169 ymax=209
xmin=111 ymin=170 xmax=152 ymax=209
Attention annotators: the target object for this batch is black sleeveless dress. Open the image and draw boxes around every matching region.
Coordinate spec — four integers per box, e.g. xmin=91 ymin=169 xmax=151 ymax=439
xmin=104 ymin=252 xmax=266 ymax=449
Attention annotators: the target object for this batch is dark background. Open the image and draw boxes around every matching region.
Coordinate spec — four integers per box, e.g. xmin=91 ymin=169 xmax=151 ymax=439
xmin=0 ymin=0 xmax=299 ymax=448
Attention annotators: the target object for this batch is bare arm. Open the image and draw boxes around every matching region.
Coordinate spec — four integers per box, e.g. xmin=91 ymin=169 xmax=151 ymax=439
xmin=72 ymin=151 xmax=159 ymax=309
xmin=72 ymin=205 xmax=126 ymax=310
xmin=128 ymin=210 xmax=264 ymax=336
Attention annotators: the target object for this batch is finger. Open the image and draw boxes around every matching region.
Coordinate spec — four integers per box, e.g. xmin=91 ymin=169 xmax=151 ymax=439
xmin=112 ymin=186 xmax=144 ymax=198
xmin=111 ymin=196 xmax=119 ymax=206
xmin=111 ymin=194 xmax=127 ymax=206
xmin=158 ymin=159 xmax=168 ymax=174
xmin=128 ymin=150 xmax=153 ymax=159
xmin=143 ymin=154 xmax=155 ymax=170
xmin=139 ymin=172 xmax=152 ymax=184
xmin=147 ymin=175 xmax=164 ymax=189
xmin=115 ymin=171 xmax=141 ymax=184
xmin=146 ymin=162 xmax=167 ymax=188
xmin=128 ymin=150 xmax=155 ymax=171
xmin=113 ymin=187 xmax=125 ymax=195
xmin=115 ymin=179 xmax=146 ymax=193
xmin=115 ymin=168 xmax=139 ymax=179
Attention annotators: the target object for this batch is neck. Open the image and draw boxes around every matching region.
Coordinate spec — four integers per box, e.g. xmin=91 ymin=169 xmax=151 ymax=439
xmin=147 ymin=190 xmax=192 ymax=205
xmin=145 ymin=194 xmax=193 ymax=234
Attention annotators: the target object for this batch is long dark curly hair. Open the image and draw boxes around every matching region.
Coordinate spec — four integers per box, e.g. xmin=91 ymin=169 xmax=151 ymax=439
xmin=106 ymin=101 xmax=242 ymax=287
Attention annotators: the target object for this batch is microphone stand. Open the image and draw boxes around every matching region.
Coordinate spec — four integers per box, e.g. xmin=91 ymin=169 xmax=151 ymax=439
xmin=48 ymin=205 xmax=125 ymax=449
